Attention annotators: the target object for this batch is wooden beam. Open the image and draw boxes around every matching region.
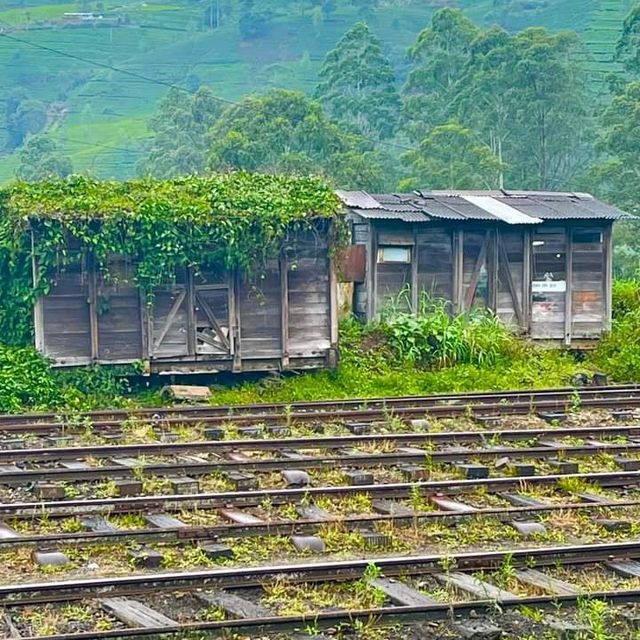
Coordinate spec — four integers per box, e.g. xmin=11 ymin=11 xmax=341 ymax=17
xmin=464 ymin=231 xmax=490 ymax=309
xmin=330 ymin=247 xmax=339 ymax=349
xmin=232 ymin=270 xmax=242 ymax=372
xmin=489 ymin=228 xmax=499 ymax=312
xmin=411 ymin=226 xmax=419 ymax=313
xmin=454 ymin=229 xmax=464 ymax=313
xmin=498 ymin=234 xmax=524 ymax=327
xmin=564 ymin=228 xmax=573 ymax=347
xmin=88 ymin=254 xmax=99 ymax=362
xmin=226 ymin=270 xmax=235 ymax=357
xmin=603 ymin=224 xmax=613 ymax=333
xmin=370 ymin=225 xmax=378 ymax=320
xmin=523 ymin=229 xmax=532 ymax=332
xmin=186 ymin=268 xmax=196 ymax=357
xmin=280 ymin=252 xmax=289 ymax=369
xmin=31 ymin=231 xmax=45 ymax=354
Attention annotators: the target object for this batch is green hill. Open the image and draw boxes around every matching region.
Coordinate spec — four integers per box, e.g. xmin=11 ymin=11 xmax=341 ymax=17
xmin=0 ymin=0 xmax=636 ymax=183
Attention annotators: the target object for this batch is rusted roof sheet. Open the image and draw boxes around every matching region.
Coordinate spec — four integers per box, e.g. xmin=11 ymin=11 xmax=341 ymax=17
xmin=336 ymin=190 xmax=630 ymax=224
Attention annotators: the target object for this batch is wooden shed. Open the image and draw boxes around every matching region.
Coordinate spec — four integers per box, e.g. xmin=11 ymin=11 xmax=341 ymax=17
xmin=338 ymin=189 xmax=629 ymax=346
xmin=33 ymin=224 xmax=337 ymax=374
xmin=20 ymin=176 xmax=340 ymax=375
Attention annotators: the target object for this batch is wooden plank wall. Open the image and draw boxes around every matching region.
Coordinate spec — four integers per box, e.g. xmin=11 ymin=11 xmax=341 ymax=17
xmin=97 ymin=257 xmax=143 ymax=361
xmin=40 ymin=257 xmax=92 ymax=364
xmin=416 ymin=229 xmax=453 ymax=306
xmin=287 ymin=230 xmax=332 ymax=357
xmin=37 ymin=228 xmax=335 ymax=369
xmin=530 ymin=229 xmax=567 ymax=340
xmin=496 ymin=230 xmax=525 ymax=329
xmin=571 ymin=227 xmax=606 ymax=339
xmin=238 ymin=259 xmax=282 ymax=359
xmin=352 ymin=220 xmax=370 ymax=318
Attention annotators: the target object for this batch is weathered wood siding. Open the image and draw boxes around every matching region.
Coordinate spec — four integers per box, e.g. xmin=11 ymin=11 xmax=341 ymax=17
xmin=35 ymin=229 xmax=336 ymax=372
xmin=496 ymin=230 xmax=525 ymax=329
xmin=357 ymin=217 xmax=613 ymax=343
xmin=287 ymin=231 xmax=332 ymax=357
xmin=416 ymin=228 xmax=453 ymax=303
xmin=351 ymin=219 xmax=370 ymax=319
xmin=238 ymin=259 xmax=282 ymax=360
xmin=40 ymin=258 xmax=92 ymax=364
xmin=97 ymin=257 xmax=143 ymax=361
xmin=570 ymin=226 xmax=606 ymax=339
xmin=530 ymin=228 xmax=567 ymax=340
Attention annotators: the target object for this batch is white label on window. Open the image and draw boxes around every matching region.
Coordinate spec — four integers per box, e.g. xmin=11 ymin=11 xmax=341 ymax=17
xmin=532 ymin=280 xmax=566 ymax=293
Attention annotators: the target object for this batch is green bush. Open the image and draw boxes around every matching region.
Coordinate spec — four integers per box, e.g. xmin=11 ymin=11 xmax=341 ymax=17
xmin=379 ymin=295 xmax=522 ymax=367
xmin=612 ymin=279 xmax=640 ymax=318
xmin=591 ymin=307 xmax=640 ymax=382
xmin=0 ymin=345 xmax=59 ymax=412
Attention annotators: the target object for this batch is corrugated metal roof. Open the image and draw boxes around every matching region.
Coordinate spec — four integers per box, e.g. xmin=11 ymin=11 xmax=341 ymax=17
xmin=336 ymin=190 xmax=630 ymax=224
xmin=354 ymin=208 xmax=429 ymax=223
xmin=461 ymin=195 xmax=542 ymax=224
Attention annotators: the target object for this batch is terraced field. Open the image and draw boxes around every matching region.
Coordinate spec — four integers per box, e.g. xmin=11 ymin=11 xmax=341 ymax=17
xmin=0 ymin=0 xmax=635 ymax=183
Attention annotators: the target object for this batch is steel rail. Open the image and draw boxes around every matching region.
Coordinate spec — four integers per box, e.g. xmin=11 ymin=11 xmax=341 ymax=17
xmin=5 ymin=440 xmax=640 ymax=484
xmin=4 ymin=422 xmax=640 ymax=464
xmin=2 ymin=498 xmax=640 ymax=550
xmin=3 ymin=540 xmax=640 ymax=604
xmin=22 ymin=589 xmax=640 ymax=640
xmin=2 ymin=470 xmax=640 ymax=517
xmin=1 ymin=386 xmax=638 ymax=432
xmin=1 ymin=384 xmax=637 ymax=425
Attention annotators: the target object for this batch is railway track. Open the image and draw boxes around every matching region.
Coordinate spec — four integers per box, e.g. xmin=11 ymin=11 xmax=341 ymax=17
xmin=1 ymin=384 xmax=639 ymax=432
xmin=3 ymin=419 xmax=640 ymax=488
xmin=3 ymin=390 xmax=640 ymax=639
xmin=6 ymin=542 xmax=640 ymax=638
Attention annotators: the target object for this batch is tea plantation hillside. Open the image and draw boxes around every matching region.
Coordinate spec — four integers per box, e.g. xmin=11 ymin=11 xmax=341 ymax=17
xmin=0 ymin=0 xmax=634 ymax=183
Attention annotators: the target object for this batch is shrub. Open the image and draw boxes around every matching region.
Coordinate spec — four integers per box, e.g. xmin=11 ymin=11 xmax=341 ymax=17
xmin=0 ymin=345 xmax=59 ymax=412
xmin=612 ymin=279 xmax=640 ymax=319
xmin=591 ymin=307 xmax=640 ymax=382
xmin=379 ymin=294 xmax=522 ymax=367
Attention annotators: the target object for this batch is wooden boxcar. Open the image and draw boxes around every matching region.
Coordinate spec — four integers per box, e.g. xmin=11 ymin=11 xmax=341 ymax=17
xmin=33 ymin=224 xmax=338 ymax=374
xmin=338 ymin=189 xmax=629 ymax=346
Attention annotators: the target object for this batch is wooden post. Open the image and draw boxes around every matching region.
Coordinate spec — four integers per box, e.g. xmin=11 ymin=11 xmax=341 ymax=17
xmin=226 ymin=269 xmax=235 ymax=357
xmin=522 ymin=229 xmax=532 ymax=333
xmin=564 ymin=228 xmax=573 ymax=347
xmin=370 ymin=226 xmax=378 ymax=320
xmin=186 ymin=267 xmax=196 ymax=357
xmin=454 ymin=229 xmax=464 ymax=313
xmin=329 ymin=252 xmax=339 ymax=351
xmin=31 ymin=231 xmax=45 ymax=354
xmin=603 ymin=224 xmax=613 ymax=333
xmin=232 ymin=270 xmax=242 ymax=372
xmin=489 ymin=228 xmax=499 ymax=312
xmin=411 ymin=226 xmax=419 ymax=313
xmin=280 ymin=252 xmax=289 ymax=369
xmin=88 ymin=254 xmax=99 ymax=362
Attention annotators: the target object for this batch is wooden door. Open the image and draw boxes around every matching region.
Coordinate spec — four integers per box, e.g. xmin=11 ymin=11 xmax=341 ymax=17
xmin=193 ymin=270 xmax=232 ymax=357
xmin=150 ymin=269 xmax=190 ymax=358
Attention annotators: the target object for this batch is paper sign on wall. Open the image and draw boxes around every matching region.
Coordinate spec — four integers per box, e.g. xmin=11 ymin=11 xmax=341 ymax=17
xmin=532 ymin=280 xmax=566 ymax=293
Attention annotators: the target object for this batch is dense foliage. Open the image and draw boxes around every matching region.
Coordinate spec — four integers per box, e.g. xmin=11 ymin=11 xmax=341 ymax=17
xmin=315 ymin=21 xmax=401 ymax=140
xmin=591 ymin=280 xmax=640 ymax=382
xmin=0 ymin=173 xmax=342 ymax=344
xmin=208 ymin=90 xmax=390 ymax=191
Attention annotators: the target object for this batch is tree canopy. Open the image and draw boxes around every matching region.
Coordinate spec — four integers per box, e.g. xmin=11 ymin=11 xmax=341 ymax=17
xmin=315 ymin=21 xmax=400 ymax=140
xmin=208 ymin=89 xmax=389 ymax=191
